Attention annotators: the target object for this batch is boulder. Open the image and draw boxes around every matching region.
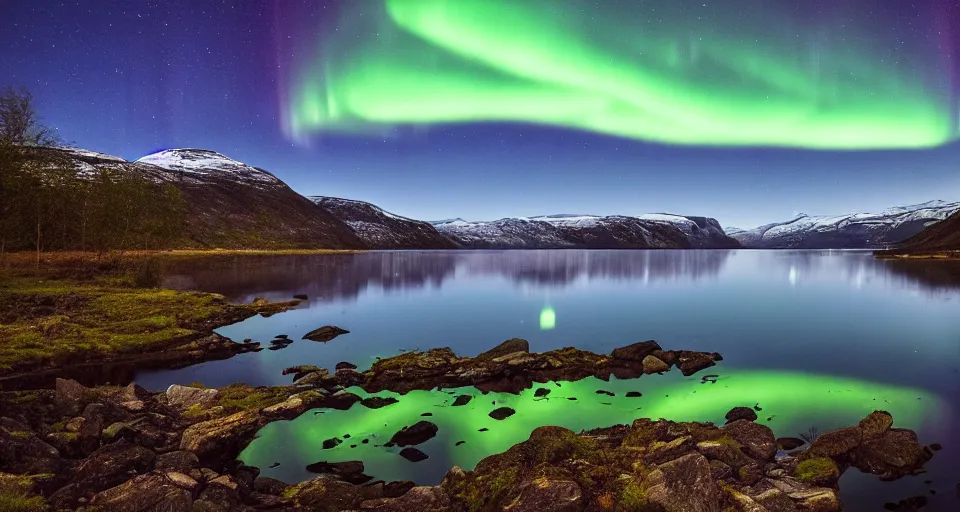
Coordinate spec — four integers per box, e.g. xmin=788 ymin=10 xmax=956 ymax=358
xmin=804 ymin=427 xmax=862 ymax=460
xmin=197 ymin=475 xmax=241 ymax=510
xmin=166 ymin=384 xmax=218 ymax=409
xmin=489 ymin=407 xmax=516 ymax=420
xmin=386 ymin=421 xmax=438 ymax=447
xmin=254 ymin=476 xmax=288 ymax=495
xmin=0 ymin=417 xmax=62 ymax=474
xmin=858 ymin=410 xmax=894 ymax=439
xmin=336 ymin=361 xmax=358 ymax=370
xmin=360 ymin=397 xmax=399 ymax=410
xmin=90 ymin=473 xmax=192 ymax=512
xmin=853 ymin=428 xmax=929 ymax=479
xmin=675 ymin=352 xmax=717 ymax=376
xmin=72 ymin=439 xmax=156 ymax=494
xmin=610 ymin=340 xmax=662 ymax=362
xmin=534 ymin=388 xmax=551 ymax=398
xmin=180 ymin=410 xmax=266 ymax=462
xmin=359 ymin=485 xmax=451 ymax=511
xmin=722 ymin=420 xmax=777 ymax=461
xmin=285 ymin=476 xmax=367 ymax=510
xmin=302 ymin=326 xmax=350 ymax=342
xmin=502 ymin=477 xmax=583 ymax=512
xmin=55 ymin=378 xmax=90 ymax=416
xmin=642 ymin=453 xmax=719 ymax=512
xmin=306 ymin=460 xmax=374 ymax=485
xmin=384 ymin=480 xmax=416 ymax=498
xmin=477 ymin=338 xmax=530 ymax=360
xmin=156 ymin=451 xmax=200 ymax=473
xmin=399 ymin=448 xmax=429 ymax=462
xmin=451 ymin=395 xmax=473 ymax=407
xmin=642 ymin=355 xmax=670 ymax=374
xmin=165 ymin=471 xmax=200 ymax=494
xmin=725 ymin=407 xmax=758 ymax=423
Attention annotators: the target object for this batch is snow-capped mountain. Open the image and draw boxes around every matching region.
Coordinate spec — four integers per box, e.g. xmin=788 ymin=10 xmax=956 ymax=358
xmin=730 ymin=200 xmax=960 ymax=249
xmin=136 ymin=149 xmax=282 ymax=187
xmin=431 ymin=214 xmax=740 ymax=249
xmin=37 ymin=146 xmax=366 ymax=250
xmin=310 ymin=196 xmax=457 ymax=249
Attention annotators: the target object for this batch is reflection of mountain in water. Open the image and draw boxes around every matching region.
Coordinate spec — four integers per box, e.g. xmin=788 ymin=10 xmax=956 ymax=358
xmin=765 ymin=250 xmax=960 ymax=292
xmin=462 ymin=250 xmax=733 ymax=286
xmin=881 ymin=259 xmax=960 ymax=291
xmin=163 ymin=250 xmax=735 ymax=302
xmin=162 ymin=253 xmax=460 ymax=303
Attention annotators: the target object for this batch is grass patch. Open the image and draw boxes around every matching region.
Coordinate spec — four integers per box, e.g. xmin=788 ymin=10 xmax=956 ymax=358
xmin=216 ymin=384 xmax=293 ymax=413
xmin=0 ymin=474 xmax=47 ymax=512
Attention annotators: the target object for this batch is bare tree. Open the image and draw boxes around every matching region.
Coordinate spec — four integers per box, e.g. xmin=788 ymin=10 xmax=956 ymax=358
xmin=0 ymin=86 xmax=58 ymax=147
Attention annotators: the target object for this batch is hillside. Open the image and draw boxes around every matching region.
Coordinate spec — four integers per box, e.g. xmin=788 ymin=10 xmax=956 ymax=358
xmin=431 ymin=214 xmax=739 ymax=249
xmin=310 ymin=196 xmax=458 ymax=249
xmin=730 ymin=200 xmax=960 ymax=249
xmin=54 ymin=147 xmax=367 ymax=250
xmin=889 ymin=209 xmax=960 ymax=252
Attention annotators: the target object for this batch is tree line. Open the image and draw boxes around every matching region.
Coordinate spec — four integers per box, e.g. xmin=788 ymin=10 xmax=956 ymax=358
xmin=0 ymin=87 xmax=186 ymax=256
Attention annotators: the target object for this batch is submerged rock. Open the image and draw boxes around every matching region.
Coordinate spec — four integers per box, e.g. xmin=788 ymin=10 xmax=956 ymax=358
xmin=489 ymin=407 xmax=516 ymax=420
xmin=302 ymin=325 xmax=350 ymax=342
xmin=451 ymin=394 xmax=473 ymax=407
xmin=533 ymin=388 xmax=551 ymax=398
xmin=386 ymin=421 xmax=439 ymax=447
xmin=399 ymin=447 xmax=429 ymax=463
xmin=360 ymin=397 xmax=399 ymax=410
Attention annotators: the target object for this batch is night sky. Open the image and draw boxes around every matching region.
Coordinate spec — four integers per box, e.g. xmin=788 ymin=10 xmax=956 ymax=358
xmin=2 ymin=0 xmax=959 ymax=229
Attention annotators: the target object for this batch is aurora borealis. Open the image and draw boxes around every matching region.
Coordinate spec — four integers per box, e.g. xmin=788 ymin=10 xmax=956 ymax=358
xmin=287 ymin=0 xmax=957 ymax=150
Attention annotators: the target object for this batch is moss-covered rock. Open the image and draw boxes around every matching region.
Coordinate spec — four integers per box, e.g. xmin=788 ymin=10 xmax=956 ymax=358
xmin=794 ymin=457 xmax=840 ymax=487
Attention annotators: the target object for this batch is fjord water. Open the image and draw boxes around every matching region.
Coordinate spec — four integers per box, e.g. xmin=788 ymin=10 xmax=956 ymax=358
xmin=142 ymin=250 xmax=960 ymax=509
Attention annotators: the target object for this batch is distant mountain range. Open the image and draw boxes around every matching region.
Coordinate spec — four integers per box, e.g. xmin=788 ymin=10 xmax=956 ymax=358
xmin=891 ymin=209 xmax=960 ymax=252
xmin=727 ymin=200 xmax=960 ymax=249
xmin=432 ymin=214 xmax=740 ymax=249
xmin=309 ymin=196 xmax=456 ymax=250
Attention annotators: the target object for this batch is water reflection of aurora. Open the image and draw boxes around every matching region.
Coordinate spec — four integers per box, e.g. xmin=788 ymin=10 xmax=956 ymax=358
xmin=239 ymin=370 xmax=945 ymax=485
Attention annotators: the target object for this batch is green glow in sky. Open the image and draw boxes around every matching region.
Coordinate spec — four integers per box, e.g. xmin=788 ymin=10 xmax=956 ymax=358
xmin=539 ymin=307 xmax=556 ymax=330
xmin=287 ymin=0 xmax=955 ymax=149
xmin=239 ymin=369 xmax=945 ymax=485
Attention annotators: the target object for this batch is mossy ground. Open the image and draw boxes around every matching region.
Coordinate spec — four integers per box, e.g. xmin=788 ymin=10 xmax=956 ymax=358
xmin=794 ymin=457 xmax=840 ymax=486
xmin=0 ymin=474 xmax=47 ymax=512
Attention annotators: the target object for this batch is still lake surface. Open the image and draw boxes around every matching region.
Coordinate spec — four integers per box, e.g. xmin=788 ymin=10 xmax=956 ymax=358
xmin=140 ymin=250 xmax=960 ymax=511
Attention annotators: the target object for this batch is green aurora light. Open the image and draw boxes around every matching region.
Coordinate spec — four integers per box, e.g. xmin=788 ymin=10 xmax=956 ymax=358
xmin=286 ymin=0 xmax=955 ymax=149
xmin=539 ymin=306 xmax=556 ymax=330
xmin=239 ymin=369 xmax=946 ymax=485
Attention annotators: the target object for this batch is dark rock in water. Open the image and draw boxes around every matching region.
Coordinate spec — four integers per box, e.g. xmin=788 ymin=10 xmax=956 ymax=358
xmin=399 ymin=447 xmax=429 ymax=463
xmin=335 ymin=361 xmax=358 ymax=370
xmin=343 ymin=434 xmax=351 ymax=439
xmin=322 ymin=437 xmax=342 ymax=450
xmin=455 ymin=441 xmax=466 ymax=446
xmin=386 ymin=421 xmax=438 ymax=447
xmin=478 ymin=428 xmax=489 ymax=432
xmin=421 ymin=412 xmax=433 ymax=417
xmin=595 ymin=390 xmax=615 ymax=397
xmin=268 ymin=462 xmax=280 ymax=469
xmin=701 ymin=374 xmax=719 ymax=384
xmin=302 ymin=325 xmax=350 ymax=342
xmin=269 ymin=338 xmax=291 ymax=345
xmin=567 ymin=397 xmax=577 ymax=401
xmin=725 ymin=406 xmax=759 ymax=423
xmin=267 ymin=345 xmax=287 ymax=351
xmin=360 ymin=397 xmax=399 ymax=409
xmin=293 ymin=294 xmax=309 ymax=300
xmin=930 ymin=443 xmax=942 ymax=451
xmin=675 ymin=351 xmax=717 ymax=376
xmin=452 ymin=395 xmax=473 ymax=407
xmin=777 ymin=437 xmax=807 ymax=451
xmin=625 ymin=391 xmax=642 ymax=398
xmin=489 ymin=407 xmax=516 ymax=420
xmin=384 ymin=480 xmax=416 ymax=498
xmin=610 ymin=340 xmax=662 ymax=362
xmin=534 ymin=388 xmax=551 ymax=398
xmin=477 ymin=338 xmax=530 ymax=359
xmin=883 ymin=495 xmax=928 ymax=511
xmin=275 ymin=334 xmax=289 ymax=339
xmin=753 ymin=403 xmax=763 ymax=411
xmin=361 ymin=439 xmax=369 ymax=444
xmin=305 ymin=460 xmax=373 ymax=484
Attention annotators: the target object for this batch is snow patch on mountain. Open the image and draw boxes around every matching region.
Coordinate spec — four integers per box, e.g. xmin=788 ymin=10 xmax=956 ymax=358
xmin=136 ymin=149 xmax=282 ymax=186
xmin=312 ymin=196 xmax=457 ymax=249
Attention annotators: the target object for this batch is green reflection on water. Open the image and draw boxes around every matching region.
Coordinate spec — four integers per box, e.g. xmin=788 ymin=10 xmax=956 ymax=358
xmin=239 ymin=370 xmax=943 ymax=485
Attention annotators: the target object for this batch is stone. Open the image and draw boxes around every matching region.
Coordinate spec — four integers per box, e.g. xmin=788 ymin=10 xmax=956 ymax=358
xmin=156 ymin=451 xmax=200 ymax=473
xmin=306 ymin=460 xmax=374 ymax=485
xmin=675 ymin=352 xmax=717 ymax=376
xmin=777 ymin=437 xmax=807 ymax=451
xmin=648 ymin=436 xmax=695 ymax=465
xmin=285 ymin=476 xmax=366 ymax=510
xmin=180 ymin=410 xmax=266 ymax=462
xmin=503 ymin=477 xmax=583 ymax=512
xmin=336 ymin=361 xmax=358 ymax=370
xmin=399 ymin=448 xmax=429 ymax=462
xmin=323 ymin=437 xmax=343 ymax=450
xmin=451 ymin=395 xmax=473 ymax=407
xmin=386 ymin=421 xmax=438 ymax=447
xmin=359 ymin=485 xmax=451 ymax=511
xmin=0 ymin=417 xmax=62 ymax=474
xmin=859 ymin=410 xmax=894 ymax=439
xmin=302 ymin=325 xmax=350 ymax=342
xmin=165 ymin=384 xmax=218 ymax=409
xmin=166 ymin=471 xmax=200 ymax=493
xmin=753 ymin=489 xmax=799 ymax=512
xmin=625 ymin=391 xmax=643 ymax=398
xmin=642 ymin=355 xmax=670 ymax=374
xmin=360 ymin=397 xmax=399 ymax=409
xmin=787 ymin=488 xmax=840 ymax=512
xmin=198 ymin=475 xmax=241 ymax=511
xmin=71 ymin=439 xmax=156 ymax=493
xmin=610 ymin=340 xmax=662 ymax=362
xmin=642 ymin=453 xmax=718 ymax=512
xmin=90 ymin=473 xmax=192 ymax=512
xmin=854 ymin=428 xmax=928 ymax=479
xmin=477 ymin=338 xmax=530 ymax=359
xmin=254 ymin=476 xmax=288 ymax=495
xmin=489 ymin=407 xmax=516 ymax=420
xmin=55 ymin=378 xmax=89 ymax=416
xmin=805 ymin=426 xmax=862 ymax=459
xmin=121 ymin=400 xmax=145 ymax=412
xmin=384 ymin=480 xmax=416 ymax=498
xmin=725 ymin=406 xmax=758 ymax=423
xmin=596 ymin=390 xmax=615 ymax=396
xmin=722 ymin=420 xmax=777 ymax=461
xmin=65 ymin=416 xmax=85 ymax=433
xmin=534 ymin=388 xmax=551 ymax=398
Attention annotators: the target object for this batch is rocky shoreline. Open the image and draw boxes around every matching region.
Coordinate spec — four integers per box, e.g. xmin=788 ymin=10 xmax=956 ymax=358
xmin=0 ymin=338 xmax=943 ymax=511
